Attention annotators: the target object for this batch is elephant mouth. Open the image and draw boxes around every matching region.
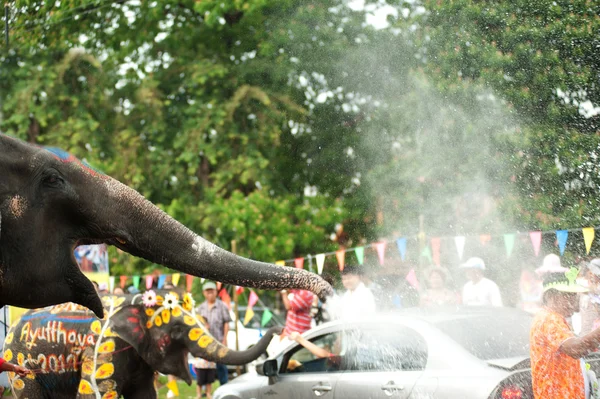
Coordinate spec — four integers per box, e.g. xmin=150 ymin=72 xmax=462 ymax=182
xmin=181 ymin=350 xmax=193 ymax=385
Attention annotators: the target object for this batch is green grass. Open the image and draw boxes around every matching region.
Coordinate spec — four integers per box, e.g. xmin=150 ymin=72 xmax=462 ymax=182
xmin=156 ymin=375 xmax=221 ymax=399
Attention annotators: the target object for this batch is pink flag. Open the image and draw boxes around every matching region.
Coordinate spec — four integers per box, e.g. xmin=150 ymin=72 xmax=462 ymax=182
xmin=294 ymin=258 xmax=304 ymax=269
xmin=145 ymin=275 xmax=153 ymax=290
xmin=374 ymin=242 xmax=386 ymax=265
xmin=248 ymin=291 xmax=259 ymax=308
xmin=431 ymin=237 xmax=441 ymax=266
xmin=405 ymin=268 xmax=420 ymax=289
xmin=120 ymin=275 xmax=128 ymax=289
xmin=530 ymin=231 xmax=542 ymax=256
xmin=336 ymin=250 xmax=345 ymax=271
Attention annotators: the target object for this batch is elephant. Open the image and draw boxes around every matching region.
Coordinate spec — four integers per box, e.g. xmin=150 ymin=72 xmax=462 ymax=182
xmin=0 ymin=134 xmax=332 ymax=317
xmin=4 ymin=290 xmax=282 ymax=399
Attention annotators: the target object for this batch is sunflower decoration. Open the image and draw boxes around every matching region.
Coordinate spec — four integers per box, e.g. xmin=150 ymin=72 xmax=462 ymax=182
xmin=163 ymin=293 xmax=179 ymax=310
xmin=142 ymin=290 xmax=157 ymax=307
xmin=182 ymin=293 xmax=195 ymax=311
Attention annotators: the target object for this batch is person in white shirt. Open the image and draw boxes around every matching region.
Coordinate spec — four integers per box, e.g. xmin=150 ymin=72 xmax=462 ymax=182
xmin=461 ymin=257 xmax=503 ymax=307
xmin=339 ymin=264 xmax=377 ymax=320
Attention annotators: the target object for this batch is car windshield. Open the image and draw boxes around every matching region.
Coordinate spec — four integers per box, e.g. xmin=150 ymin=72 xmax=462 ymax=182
xmin=434 ymin=310 xmax=531 ymax=360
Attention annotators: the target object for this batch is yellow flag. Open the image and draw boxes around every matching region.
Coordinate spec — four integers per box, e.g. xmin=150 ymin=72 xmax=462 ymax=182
xmin=172 ymin=273 xmax=181 ymax=287
xmin=275 ymin=260 xmax=285 ymax=266
xmin=166 ymin=380 xmax=179 ymax=396
xmin=243 ymin=308 xmax=255 ymax=326
xmin=583 ymin=227 xmax=595 ymax=254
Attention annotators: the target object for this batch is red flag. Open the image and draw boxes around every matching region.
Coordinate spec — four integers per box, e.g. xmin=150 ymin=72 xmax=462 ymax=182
xmin=294 ymin=258 xmax=304 ymax=269
xmin=374 ymin=242 xmax=386 ymax=265
xmin=336 ymin=250 xmax=345 ymax=271
xmin=235 ymin=286 xmax=244 ymax=295
xmin=219 ymin=288 xmax=232 ymax=309
xmin=186 ymin=274 xmax=194 ymax=292
xmin=480 ymin=234 xmax=492 ymax=246
xmin=430 ymin=237 xmax=441 ymax=266
xmin=248 ymin=290 xmax=259 ymax=308
xmin=120 ymin=276 xmax=127 ymax=289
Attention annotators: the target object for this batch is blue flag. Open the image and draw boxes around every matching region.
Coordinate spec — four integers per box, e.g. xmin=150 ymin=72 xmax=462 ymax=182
xmin=556 ymin=230 xmax=569 ymax=256
xmin=158 ymin=274 xmax=167 ymax=289
xmin=396 ymin=238 xmax=407 ymax=261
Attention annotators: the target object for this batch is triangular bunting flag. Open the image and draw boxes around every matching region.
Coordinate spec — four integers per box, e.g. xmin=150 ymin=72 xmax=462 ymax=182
xmin=186 ymin=274 xmax=194 ymax=292
xmin=133 ymin=275 xmax=140 ymax=290
xmin=109 ymin=276 xmax=115 ymax=293
xmin=236 ymin=286 xmax=244 ymax=295
xmin=172 ymin=273 xmax=180 ymax=287
xmin=354 ymin=247 xmax=364 ymax=265
xmin=243 ymin=307 xmax=255 ymax=326
xmin=336 ymin=250 xmax=345 ymax=271
xmin=406 ymin=268 xmax=420 ymax=289
xmin=530 ymin=231 xmax=542 ymax=256
xmin=275 ymin=260 xmax=286 ymax=266
xmin=430 ymin=237 xmax=441 ymax=266
xmin=396 ymin=238 xmax=407 ymax=261
xmin=248 ymin=291 xmax=259 ymax=308
xmin=261 ymin=309 xmax=273 ymax=327
xmin=556 ymin=230 xmax=568 ymax=256
xmin=421 ymin=246 xmax=432 ymax=263
xmin=454 ymin=236 xmax=465 ymax=260
xmin=504 ymin=234 xmax=516 ymax=258
xmin=219 ymin=288 xmax=232 ymax=309
xmin=120 ymin=275 xmax=127 ymax=289
xmin=145 ymin=275 xmax=153 ymax=290
xmin=216 ymin=282 xmax=222 ymax=291
xmin=480 ymin=234 xmax=492 ymax=246
xmin=374 ymin=242 xmax=386 ymax=265
xmin=583 ymin=227 xmax=595 ymax=254
xmin=166 ymin=380 xmax=179 ymax=396
xmin=294 ymin=258 xmax=304 ymax=269
xmin=158 ymin=274 xmax=167 ymax=289
xmin=316 ymin=254 xmax=325 ymax=274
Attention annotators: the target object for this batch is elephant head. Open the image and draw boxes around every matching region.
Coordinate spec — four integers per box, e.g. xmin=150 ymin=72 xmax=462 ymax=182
xmin=108 ymin=290 xmax=281 ymax=384
xmin=0 ymin=134 xmax=332 ymax=317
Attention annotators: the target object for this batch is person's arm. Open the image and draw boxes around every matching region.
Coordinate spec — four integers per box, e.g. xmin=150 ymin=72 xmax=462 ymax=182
xmin=281 ymin=290 xmax=291 ymax=311
xmin=0 ymin=359 xmax=31 ymax=377
xmin=560 ymin=327 xmax=600 ymax=358
xmin=289 ymin=332 xmax=332 ymax=359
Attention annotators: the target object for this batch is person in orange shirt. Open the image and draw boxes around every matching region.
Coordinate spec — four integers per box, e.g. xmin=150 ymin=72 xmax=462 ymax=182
xmin=530 ymin=268 xmax=600 ymax=399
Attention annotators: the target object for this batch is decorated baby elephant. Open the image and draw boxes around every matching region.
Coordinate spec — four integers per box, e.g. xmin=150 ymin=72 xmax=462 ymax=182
xmin=4 ymin=290 xmax=281 ymax=399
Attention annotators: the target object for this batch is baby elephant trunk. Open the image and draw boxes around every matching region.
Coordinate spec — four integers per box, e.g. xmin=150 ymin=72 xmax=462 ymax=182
xmin=200 ymin=326 xmax=283 ymax=365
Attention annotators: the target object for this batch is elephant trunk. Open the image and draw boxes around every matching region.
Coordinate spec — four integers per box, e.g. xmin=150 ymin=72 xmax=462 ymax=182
xmin=101 ymin=179 xmax=332 ymax=299
xmin=196 ymin=326 xmax=283 ymax=365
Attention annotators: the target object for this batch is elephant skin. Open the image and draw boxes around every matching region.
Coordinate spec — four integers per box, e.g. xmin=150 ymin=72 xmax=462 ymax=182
xmin=0 ymin=134 xmax=333 ymax=317
xmin=4 ymin=290 xmax=282 ymax=399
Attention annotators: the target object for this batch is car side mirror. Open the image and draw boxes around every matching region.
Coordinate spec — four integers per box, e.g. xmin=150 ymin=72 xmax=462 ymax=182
xmin=257 ymin=359 xmax=278 ymax=377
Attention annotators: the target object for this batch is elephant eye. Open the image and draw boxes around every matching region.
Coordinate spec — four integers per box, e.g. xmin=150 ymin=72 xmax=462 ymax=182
xmin=43 ymin=173 xmax=63 ymax=187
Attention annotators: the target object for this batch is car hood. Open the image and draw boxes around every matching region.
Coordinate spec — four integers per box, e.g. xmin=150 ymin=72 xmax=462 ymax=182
xmin=486 ymin=356 xmax=530 ymax=371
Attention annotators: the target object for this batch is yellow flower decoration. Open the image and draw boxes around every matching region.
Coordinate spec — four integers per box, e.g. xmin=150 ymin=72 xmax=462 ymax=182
xmin=198 ymin=335 xmax=214 ymax=348
xmin=188 ymin=328 xmax=203 ymax=341
xmin=91 ymin=320 xmax=102 ymax=335
xmin=12 ymin=379 xmax=24 ymax=390
xmin=184 ymin=315 xmax=197 ymax=326
xmin=104 ymin=327 xmax=119 ymax=338
xmin=17 ymin=353 xmax=24 ymax=366
xmin=145 ymin=308 xmax=155 ymax=317
xmin=156 ymin=296 xmax=164 ymax=306
xmin=218 ymin=347 xmax=229 ymax=358
xmin=98 ymin=341 xmax=115 ymax=354
xmin=182 ymin=293 xmax=195 ymax=311
xmin=4 ymin=349 xmax=12 ymax=362
xmin=78 ymin=380 xmax=94 ymax=394
xmin=146 ymin=321 xmax=153 ymax=329
xmin=172 ymin=306 xmax=182 ymax=317
xmin=95 ymin=363 xmax=115 ymax=379
xmin=81 ymin=361 xmax=94 ymax=376
xmin=102 ymin=391 xmax=119 ymax=399
xmin=5 ymin=332 xmax=13 ymax=344
xmin=161 ymin=309 xmax=171 ymax=324
xmin=154 ymin=315 xmax=163 ymax=327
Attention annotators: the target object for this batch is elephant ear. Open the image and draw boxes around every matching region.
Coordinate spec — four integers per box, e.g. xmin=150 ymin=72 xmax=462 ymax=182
xmin=110 ymin=305 xmax=149 ymax=352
